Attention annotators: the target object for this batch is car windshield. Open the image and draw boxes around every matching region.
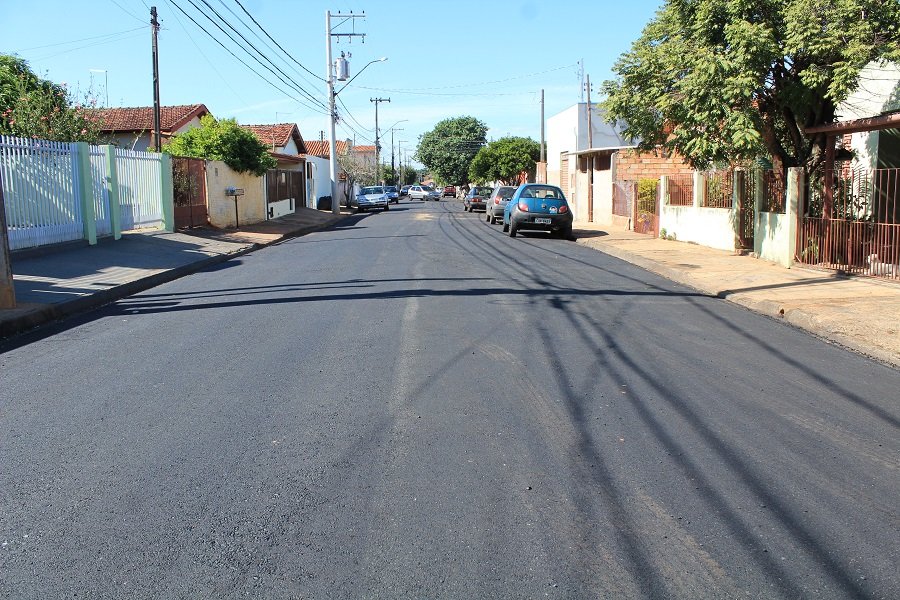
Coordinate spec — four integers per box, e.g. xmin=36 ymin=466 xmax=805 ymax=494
xmin=360 ymin=187 xmax=384 ymax=195
xmin=385 ymin=186 xmax=397 ymax=192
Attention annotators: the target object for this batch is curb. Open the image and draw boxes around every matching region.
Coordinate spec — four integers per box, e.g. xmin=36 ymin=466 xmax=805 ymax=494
xmin=578 ymin=238 xmax=900 ymax=370
xmin=0 ymin=213 xmax=349 ymax=341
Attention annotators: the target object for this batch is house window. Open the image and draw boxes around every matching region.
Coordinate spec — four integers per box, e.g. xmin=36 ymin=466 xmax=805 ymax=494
xmin=595 ymin=155 xmax=611 ymax=171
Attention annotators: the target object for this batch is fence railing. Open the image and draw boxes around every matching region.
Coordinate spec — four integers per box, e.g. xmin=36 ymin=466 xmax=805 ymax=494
xmin=1 ymin=135 xmax=167 ymax=251
xmin=702 ymin=171 xmax=733 ymax=208
xmin=666 ymin=174 xmax=694 ymax=206
xmin=760 ymin=169 xmax=786 ymax=213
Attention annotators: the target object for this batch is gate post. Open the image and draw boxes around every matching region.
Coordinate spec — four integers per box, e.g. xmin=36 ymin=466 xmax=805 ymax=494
xmin=159 ymin=152 xmax=174 ymax=232
xmin=102 ymin=145 xmax=122 ymax=240
xmin=753 ymin=168 xmax=764 ymax=257
xmin=0 ymin=172 xmax=16 ymax=309
xmin=786 ymin=168 xmax=804 ymax=266
xmin=693 ymin=171 xmax=704 ymax=208
xmin=733 ymin=169 xmax=745 ymax=249
xmin=73 ymin=142 xmax=97 ymax=245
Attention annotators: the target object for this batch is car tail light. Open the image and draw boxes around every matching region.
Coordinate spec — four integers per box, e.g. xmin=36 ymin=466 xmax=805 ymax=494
xmin=559 ymin=205 xmax=568 ymax=214
xmin=518 ymin=202 xmax=529 ymax=212
xmin=494 ymin=198 xmax=500 ymax=205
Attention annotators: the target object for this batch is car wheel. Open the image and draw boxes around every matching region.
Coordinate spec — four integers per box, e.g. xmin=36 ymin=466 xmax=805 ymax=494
xmin=560 ymin=225 xmax=573 ymax=240
xmin=485 ymin=212 xmax=491 ymax=222
xmin=490 ymin=216 xmax=497 ymax=225
xmin=508 ymin=221 xmax=517 ymax=237
xmin=502 ymin=220 xmax=509 ymax=232
xmin=383 ymin=204 xmax=390 ymax=211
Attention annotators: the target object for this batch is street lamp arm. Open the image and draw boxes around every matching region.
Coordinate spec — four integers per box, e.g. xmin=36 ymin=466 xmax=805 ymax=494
xmin=334 ymin=57 xmax=387 ymax=97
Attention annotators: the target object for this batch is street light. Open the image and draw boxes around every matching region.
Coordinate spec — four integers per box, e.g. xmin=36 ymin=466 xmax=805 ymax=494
xmin=326 ymin=41 xmax=387 ymax=214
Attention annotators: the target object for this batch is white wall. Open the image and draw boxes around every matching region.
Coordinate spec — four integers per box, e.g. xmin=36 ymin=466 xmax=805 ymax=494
xmin=755 ymin=169 xmax=801 ymax=268
xmin=305 ymin=155 xmax=331 ymax=208
xmin=660 ymin=205 xmax=737 ymax=251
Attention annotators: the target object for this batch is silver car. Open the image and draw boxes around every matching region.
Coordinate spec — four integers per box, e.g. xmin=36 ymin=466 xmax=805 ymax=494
xmin=352 ymin=186 xmax=390 ymax=212
xmin=408 ymin=185 xmax=441 ymax=201
xmin=484 ymin=186 xmax=517 ymax=224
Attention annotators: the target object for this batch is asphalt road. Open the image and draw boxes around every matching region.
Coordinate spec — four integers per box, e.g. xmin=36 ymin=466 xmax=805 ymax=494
xmin=1 ymin=199 xmax=898 ymax=599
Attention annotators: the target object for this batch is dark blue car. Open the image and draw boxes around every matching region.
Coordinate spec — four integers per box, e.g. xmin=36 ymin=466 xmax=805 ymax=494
xmin=502 ymin=184 xmax=574 ymax=240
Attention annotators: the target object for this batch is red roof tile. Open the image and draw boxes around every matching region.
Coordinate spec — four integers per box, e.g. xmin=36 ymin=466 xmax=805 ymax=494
xmin=304 ymin=140 xmax=349 ymax=158
xmin=353 ymin=145 xmax=376 ymax=153
xmin=240 ymin=123 xmax=306 ymax=153
xmin=94 ymin=104 xmax=209 ymax=133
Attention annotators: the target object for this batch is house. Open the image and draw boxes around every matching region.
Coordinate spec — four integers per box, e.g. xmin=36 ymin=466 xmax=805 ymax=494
xmin=95 ymin=104 xmax=210 ymax=151
xmin=240 ymin=122 xmax=308 ymax=171
xmin=304 ymin=139 xmax=352 ymax=208
xmin=548 ymin=103 xmax=693 ymax=228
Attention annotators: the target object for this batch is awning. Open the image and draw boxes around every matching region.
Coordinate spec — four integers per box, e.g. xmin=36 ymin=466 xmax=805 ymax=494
xmin=805 ymin=111 xmax=900 ymax=135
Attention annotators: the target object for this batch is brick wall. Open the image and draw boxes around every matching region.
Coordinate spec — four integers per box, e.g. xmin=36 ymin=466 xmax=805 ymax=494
xmin=614 ymin=148 xmax=694 ymax=182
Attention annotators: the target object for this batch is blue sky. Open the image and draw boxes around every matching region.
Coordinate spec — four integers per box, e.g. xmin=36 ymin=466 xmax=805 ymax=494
xmin=3 ymin=0 xmax=662 ymax=164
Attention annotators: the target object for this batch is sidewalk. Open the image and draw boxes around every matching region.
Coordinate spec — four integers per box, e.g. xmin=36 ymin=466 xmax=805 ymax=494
xmin=573 ymin=222 xmax=900 ymax=369
xmin=0 ymin=207 xmax=350 ymax=340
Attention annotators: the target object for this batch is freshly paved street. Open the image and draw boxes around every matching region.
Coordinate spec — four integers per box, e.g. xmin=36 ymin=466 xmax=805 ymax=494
xmin=1 ymin=200 xmax=898 ymax=598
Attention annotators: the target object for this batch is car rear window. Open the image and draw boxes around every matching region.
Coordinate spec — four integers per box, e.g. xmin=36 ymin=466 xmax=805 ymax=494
xmin=474 ymin=187 xmax=493 ymax=196
xmin=497 ymin=187 xmax=516 ymax=198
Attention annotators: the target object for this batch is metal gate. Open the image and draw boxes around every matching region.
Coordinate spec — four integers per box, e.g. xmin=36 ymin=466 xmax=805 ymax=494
xmin=172 ymin=157 xmax=207 ymax=229
xmin=633 ymin=179 xmax=660 ymax=236
xmin=612 ymin=180 xmax=634 ymax=217
xmin=266 ymin=169 xmax=305 ymax=219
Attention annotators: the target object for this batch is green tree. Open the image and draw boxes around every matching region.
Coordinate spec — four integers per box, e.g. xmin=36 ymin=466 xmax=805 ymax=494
xmin=415 ymin=116 xmax=487 ymax=185
xmin=163 ymin=115 xmax=276 ymax=176
xmin=1 ymin=54 xmax=102 ymax=142
xmin=601 ymin=0 xmax=900 ymax=178
xmin=468 ymin=136 xmax=540 ymax=184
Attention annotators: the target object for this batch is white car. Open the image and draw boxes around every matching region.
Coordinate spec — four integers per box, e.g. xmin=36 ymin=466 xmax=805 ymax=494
xmin=352 ymin=186 xmax=390 ymax=212
xmin=408 ymin=185 xmax=441 ymax=201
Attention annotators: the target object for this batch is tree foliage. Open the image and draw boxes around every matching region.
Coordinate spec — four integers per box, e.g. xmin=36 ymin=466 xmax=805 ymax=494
xmin=415 ymin=116 xmax=487 ymax=185
xmin=163 ymin=115 xmax=276 ymax=176
xmin=601 ymin=0 xmax=900 ymax=176
xmin=468 ymin=136 xmax=540 ymax=184
xmin=0 ymin=54 xmax=103 ymax=142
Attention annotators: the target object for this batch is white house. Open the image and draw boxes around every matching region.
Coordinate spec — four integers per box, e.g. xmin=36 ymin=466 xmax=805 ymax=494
xmin=546 ymin=103 xmax=636 ymax=223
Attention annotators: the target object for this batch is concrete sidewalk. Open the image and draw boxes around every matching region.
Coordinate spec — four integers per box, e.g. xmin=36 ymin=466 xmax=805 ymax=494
xmin=574 ymin=222 xmax=900 ymax=369
xmin=0 ymin=207 xmax=350 ymax=340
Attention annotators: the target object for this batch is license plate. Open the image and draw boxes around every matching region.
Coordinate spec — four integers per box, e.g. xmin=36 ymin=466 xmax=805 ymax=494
xmin=535 ymin=218 xmax=552 ymax=225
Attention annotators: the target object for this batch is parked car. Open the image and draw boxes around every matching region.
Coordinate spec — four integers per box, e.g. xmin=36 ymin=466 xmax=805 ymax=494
xmin=384 ymin=185 xmax=399 ymax=203
xmin=352 ymin=186 xmax=390 ymax=212
xmin=502 ymin=184 xmax=574 ymax=240
xmin=442 ymin=185 xmax=457 ymax=198
xmin=484 ymin=186 xmax=518 ymax=224
xmin=464 ymin=186 xmax=493 ymax=212
xmin=408 ymin=185 xmax=441 ymax=201
xmin=400 ymin=185 xmax=411 ymax=197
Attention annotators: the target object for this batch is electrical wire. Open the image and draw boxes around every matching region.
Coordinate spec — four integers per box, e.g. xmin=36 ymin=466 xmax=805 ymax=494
xmin=162 ymin=0 xmax=247 ymax=105
xmin=15 ymin=27 xmax=146 ymax=52
xmin=28 ymin=32 xmax=147 ymax=61
xmin=167 ymin=0 xmax=329 ymax=115
xmin=232 ymin=0 xmax=326 ymax=83
xmin=213 ymin=0 xmax=323 ymax=91
xmin=108 ymin=0 xmax=147 ymax=23
xmin=336 ymin=96 xmax=375 ymax=133
xmin=188 ymin=0 xmax=328 ymax=111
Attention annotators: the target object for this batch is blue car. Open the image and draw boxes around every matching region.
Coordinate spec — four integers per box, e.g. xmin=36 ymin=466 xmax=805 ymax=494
xmin=502 ymin=184 xmax=574 ymax=240
xmin=384 ymin=185 xmax=400 ymax=204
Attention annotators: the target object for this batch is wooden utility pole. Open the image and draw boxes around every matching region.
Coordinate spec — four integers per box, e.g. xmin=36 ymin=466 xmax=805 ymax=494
xmin=151 ymin=6 xmax=162 ymax=152
xmin=0 ymin=172 xmax=16 ymax=309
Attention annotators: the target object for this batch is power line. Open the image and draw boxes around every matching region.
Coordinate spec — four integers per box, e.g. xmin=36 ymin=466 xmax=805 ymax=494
xmin=108 ymin=0 xmax=147 ymax=23
xmin=163 ymin=0 xmax=247 ymax=105
xmin=189 ymin=0 xmax=328 ymax=111
xmin=167 ymin=0 xmax=329 ymax=115
xmin=28 ymin=32 xmax=146 ymax=62
xmin=336 ymin=96 xmax=375 ymax=133
xmin=16 ymin=27 xmax=146 ymax=52
xmin=232 ymin=0 xmax=326 ymax=83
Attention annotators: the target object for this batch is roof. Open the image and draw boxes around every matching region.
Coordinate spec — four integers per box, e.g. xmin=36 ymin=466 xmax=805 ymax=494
xmin=94 ymin=104 xmax=209 ymax=133
xmin=352 ymin=145 xmax=376 ymax=153
xmin=270 ymin=151 xmax=304 ymax=163
xmin=304 ymin=139 xmax=349 ymax=158
xmin=240 ymin=123 xmax=307 ymax=153
xmin=568 ymin=144 xmax=639 ymax=156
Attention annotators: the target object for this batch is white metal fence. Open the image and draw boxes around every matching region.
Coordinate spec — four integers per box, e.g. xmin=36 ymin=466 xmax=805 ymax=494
xmin=1 ymin=135 xmax=165 ymax=250
xmin=115 ymin=147 xmax=163 ymax=230
xmin=0 ymin=136 xmax=83 ymax=250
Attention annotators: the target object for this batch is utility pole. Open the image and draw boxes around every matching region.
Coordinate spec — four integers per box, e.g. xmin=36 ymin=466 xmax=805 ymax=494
xmin=151 ymin=6 xmax=161 ymax=152
xmin=539 ymin=88 xmax=546 ymax=183
xmin=390 ymin=127 xmax=403 ymax=185
xmin=370 ymin=97 xmax=390 ymax=184
xmin=585 ymin=74 xmax=593 ymax=222
xmin=326 ymin=11 xmax=366 ymax=215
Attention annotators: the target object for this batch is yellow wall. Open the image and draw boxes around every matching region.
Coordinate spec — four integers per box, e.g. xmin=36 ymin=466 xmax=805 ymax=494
xmin=205 ymin=161 xmax=266 ymax=228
